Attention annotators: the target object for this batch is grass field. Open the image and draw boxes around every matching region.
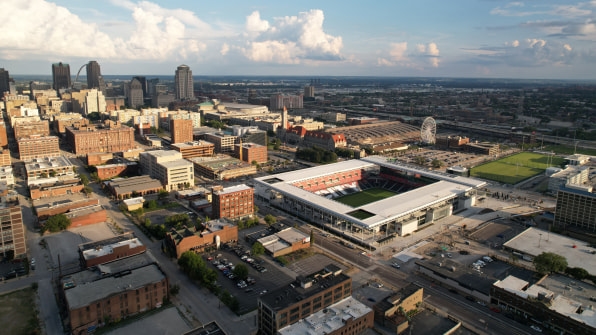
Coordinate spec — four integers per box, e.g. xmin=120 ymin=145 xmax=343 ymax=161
xmin=0 ymin=287 xmax=40 ymax=335
xmin=470 ymin=152 xmax=566 ymax=184
xmin=335 ymin=187 xmax=397 ymax=207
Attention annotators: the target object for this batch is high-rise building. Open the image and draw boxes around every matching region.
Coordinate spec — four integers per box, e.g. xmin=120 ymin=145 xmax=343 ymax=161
xmin=0 ymin=195 xmax=27 ymax=259
xmin=175 ymin=65 xmax=194 ymax=100
xmin=65 ymin=122 xmax=135 ymax=155
xmin=126 ymin=78 xmax=144 ymax=109
xmin=0 ymin=68 xmax=10 ymax=96
xmin=170 ymin=119 xmax=193 ymax=144
xmin=304 ymin=85 xmax=315 ymax=98
xmin=84 ymin=89 xmax=107 ymax=115
xmin=132 ymin=76 xmax=148 ymax=97
xmin=554 ymin=185 xmax=596 ymax=233
xmin=270 ymin=93 xmax=303 ymax=110
xmin=52 ymin=62 xmax=71 ymax=90
xmin=86 ymin=61 xmax=105 ymax=93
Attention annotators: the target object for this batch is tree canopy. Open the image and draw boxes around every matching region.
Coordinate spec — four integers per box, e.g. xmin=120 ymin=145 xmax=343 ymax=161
xmin=533 ymin=252 xmax=568 ymax=274
xmin=42 ymin=214 xmax=71 ymax=233
xmin=252 ymin=242 xmax=265 ymax=256
xmin=264 ymin=214 xmax=276 ymax=226
xmin=233 ymin=263 xmax=249 ymax=280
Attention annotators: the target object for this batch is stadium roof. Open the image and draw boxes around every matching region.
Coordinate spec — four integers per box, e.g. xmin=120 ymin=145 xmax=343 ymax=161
xmin=254 ymin=157 xmax=486 ymax=230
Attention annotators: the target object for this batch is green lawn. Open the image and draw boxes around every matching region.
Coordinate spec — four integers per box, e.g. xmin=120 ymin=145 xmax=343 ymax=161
xmin=335 ymin=187 xmax=396 ymax=207
xmin=471 ymin=152 xmax=566 ymax=184
xmin=0 ymin=287 xmax=40 ymax=335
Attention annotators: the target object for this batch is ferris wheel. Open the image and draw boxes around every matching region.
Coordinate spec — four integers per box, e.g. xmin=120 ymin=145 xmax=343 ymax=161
xmin=420 ymin=117 xmax=436 ymax=144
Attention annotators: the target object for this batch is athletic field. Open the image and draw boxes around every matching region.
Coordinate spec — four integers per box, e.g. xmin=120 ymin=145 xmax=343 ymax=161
xmin=471 ymin=152 xmax=565 ymax=184
xmin=335 ymin=187 xmax=397 ymax=207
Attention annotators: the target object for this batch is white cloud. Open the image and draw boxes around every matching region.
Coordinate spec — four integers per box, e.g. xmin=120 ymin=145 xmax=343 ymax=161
xmin=242 ymin=9 xmax=343 ymax=63
xmin=475 ymin=38 xmax=577 ymax=68
xmin=564 ymin=43 xmax=573 ymax=51
xmin=245 ymin=11 xmax=270 ymax=37
xmin=377 ymin=58 xmax=394 ymax=66
xmin=220 ymin=43 xmax=230 ymax=56
xmin=389 ymin=42 xmax=408 ymax=61
xmin=0 ymin=0 xmax=210 ymax=62
xmin=427 ymin=42 xmax=440 ymax=56
xmin=512 ymin=40 xmax=520 ymax=47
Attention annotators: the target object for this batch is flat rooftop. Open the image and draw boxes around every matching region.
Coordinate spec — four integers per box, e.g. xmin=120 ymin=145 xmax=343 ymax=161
xmin=495 ymin=274 xmax=596 ymax=329
xmin=170 ymin=141 xmax=214 ymax=149
xmin=107 ymin=176 xmax=163 ymax=194
xmin=25 ymin=156 xmax=74 ymax=171
xmin=214 ymin=184 xmax=252 ymax=195
xmin=504 ymin=227 xmax=596 ymax=275
xmin=278 ymin=297 xmax=372 ymax=335
xmin=80 ymin=235 xmax=144 ymax=261
xmin=64 ymin=263 xmax=164 ymax=310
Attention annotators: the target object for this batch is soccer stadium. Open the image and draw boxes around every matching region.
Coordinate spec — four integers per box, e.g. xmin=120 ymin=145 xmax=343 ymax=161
xmin=253 ymin=156 xmax=487 ymax=248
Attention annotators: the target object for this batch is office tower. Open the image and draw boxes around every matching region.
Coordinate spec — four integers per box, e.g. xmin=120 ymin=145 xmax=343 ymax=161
xmin=126 ymin=78 xmax=144 ymax=109
xmin=86 ymin=61 xmax=105 ymax=93
xmin=304 ymin=85 xmax=314 ymax=98
xmin=170 ymin=119 xmax=193 ymax=144
xmin=0 ymin=68 xmax=10 ymax=96
xmin=175 ymin=65 xmax=194 ymax=100
xmin=132 ymin=76 xmax=148 ymax=97
xmin=52 ymin=62 xmax=71 ymax=90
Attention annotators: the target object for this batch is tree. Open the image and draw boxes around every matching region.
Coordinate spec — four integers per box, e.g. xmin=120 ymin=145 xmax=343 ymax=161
xmin=80 ymin=174 xmax=89 ymax=186
xmin=431 ymin=159 xmax=444 ymax=169
xmin=158 ymin=189 xmax=169 ymax=200
xmin=82 ymin=186 xmax=93 ymax=195
xmin=42 ymin=214 xmax=71 ymax=233
xmin=252 ymin=242 xmax=265 ymax=256
xmin=264 ymin=214 xmax=276 ymax=226
xmin=233 ymin=263 xmax=249 ymax=280
xmin=146 ymin=200 xmax=158 ymax=210
xmin=413 ymin=156 xmax=426 ymax=165
xmin=565 ymin=267 xmax=589 ymax=280
xmin=310 ymin=230 xmax=315 ymax=245
xmin=533 ymin=252 xmax=568 ymax=274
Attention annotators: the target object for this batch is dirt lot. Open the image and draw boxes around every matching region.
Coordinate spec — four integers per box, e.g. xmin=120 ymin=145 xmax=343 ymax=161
xmin=0 ymin=287 xmax=40 ymax=335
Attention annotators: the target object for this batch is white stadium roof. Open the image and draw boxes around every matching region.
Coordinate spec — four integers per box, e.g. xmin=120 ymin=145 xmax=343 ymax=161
xmin=254 ymin=157 xmax=486 ymax=230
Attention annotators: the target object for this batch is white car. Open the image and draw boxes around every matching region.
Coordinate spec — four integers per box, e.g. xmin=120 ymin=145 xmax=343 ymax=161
xmin=530 ymin=325 xmax=542 ymax=332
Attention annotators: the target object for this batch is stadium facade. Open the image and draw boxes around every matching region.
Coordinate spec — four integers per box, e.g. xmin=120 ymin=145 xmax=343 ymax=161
xmin=254 ymin=156 xmax=486 ymax=247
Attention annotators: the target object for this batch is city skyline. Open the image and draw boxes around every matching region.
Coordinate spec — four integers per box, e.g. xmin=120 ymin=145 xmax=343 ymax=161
xmin=1 ymin=0 xmax=595 ymax=80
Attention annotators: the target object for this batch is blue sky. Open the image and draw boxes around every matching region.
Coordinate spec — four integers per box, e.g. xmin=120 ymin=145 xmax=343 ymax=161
xmin=1 ymin=0 xmax=595 ymax=79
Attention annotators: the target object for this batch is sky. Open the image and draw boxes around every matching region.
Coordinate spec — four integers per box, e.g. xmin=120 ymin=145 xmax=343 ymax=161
xmin=1 ymin=0 xmax=595 ymax=79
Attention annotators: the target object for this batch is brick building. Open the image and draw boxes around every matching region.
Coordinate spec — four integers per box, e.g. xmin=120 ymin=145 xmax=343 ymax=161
xmin=0 ymin=195 xmax=27 ymax=259
xmin=65 ymin=205 xmax=108 ymax=229
xmin=86 ymin=152 xmax=113 ymax=166
xmin=79 ymin=233 xmax=146 ymax=268
xmin=0 ymin=121 xmax=7 ymax=147
xmin=34 ymin=197 xmax=100 ymax=220
xmin=18 ymin=135 xmax=60 ymax=160
xmin=258 ymin=265 xmax=352 ymax=335
xmin=170 ymin=140 xmax=215 ymax=159
xmin=64 ymin=263 xmax=168 ymax=335
xmin=95 ymin=162 xmax=138 ymax=180
xmin=190 ymin=155 xmax=257 ymax=181
xmin=170 ymin=119 xmax=193 ymax=144
xmin=0 ymin=149 xmax=12 ymax=167
xmin=13 ymin=120 xmax=50 ymax=139
xmin=373 ymin=283 xmax=423 ymax=333
xmin=203 ymin=132 xmax=238 ymax=154
xmin=212 ymin=184 xmax=254 ymax=220
xmin=53 ymin=113 xmax=88 ymax=134
xmin=65 ymin=122 xmax=135 ymax=155
xmin=28 ymin=178 xmax=84 ymax=200
xmin=24 ymin=156 xmax=75 ymax=181
xmin=105 ymin=176 xmax=163 ymax=200
xmin=165 ymin=218 xmax=238 ymax=258
xmin=234 ymin=142 xmax=267 ymax=164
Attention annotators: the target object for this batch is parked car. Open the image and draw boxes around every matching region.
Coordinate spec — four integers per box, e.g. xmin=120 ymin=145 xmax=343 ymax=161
xmin=530 ymin=325 xmax=542 ymax=332
xmin=391 ymin=262 xmax=400 ymax=269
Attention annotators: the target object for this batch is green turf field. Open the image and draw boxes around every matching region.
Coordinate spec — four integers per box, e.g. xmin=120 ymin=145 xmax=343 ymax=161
xmin=335 ymin=187 xmax=397 ymax=207
xmin=470 ymin=152 xmax=566 ymax=184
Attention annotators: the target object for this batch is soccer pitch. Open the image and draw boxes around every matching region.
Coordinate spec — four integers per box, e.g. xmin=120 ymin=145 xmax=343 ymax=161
xmin=471 ymin=152 xmax=565 ymax=184
xmin=335 ymin=187 xmax=397 ymax=207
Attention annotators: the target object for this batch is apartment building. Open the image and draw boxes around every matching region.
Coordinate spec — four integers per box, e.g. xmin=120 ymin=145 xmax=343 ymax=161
xmin=0 ymin=195 xmax=27 ymax=259
xmin=13 ymin=120 xmax=50 ymax=139
xmin=212 ymin=184 xmax=254 ymax=220
xmin=234 ymin=142 xmax=267 ymax=164
xmin=170 ymin=140 xmax=215 ymax=159
xmin=65 ymin=123 xmax=135 ymax=155
xmin=17 ymin=135 xmax=60 ymax=160
xmin=139 ymin=150 xmax=193 ymax=191
xmin=170 ymin=119 xmax=193 ymax=144
xmin=203 ymin=132 xmax=238 ymax=154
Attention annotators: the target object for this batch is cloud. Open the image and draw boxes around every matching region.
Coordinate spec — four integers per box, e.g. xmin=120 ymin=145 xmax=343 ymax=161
xmin=378 ymin=41 xmax=439 ymax=69
xmin=389 ymin=42 xmax=408 ymax=61
xmin=241 ymin=9 xmax=343 ymax=63
xmin=0 ymin=0 xmax=210 ymax=63
xmin=245 ymin=11 xmax=270 ymax=37
xmin=472 ymin=38 xmax=578 ymax=67
xmin=220 ymin=43 xmax=230 ymax=56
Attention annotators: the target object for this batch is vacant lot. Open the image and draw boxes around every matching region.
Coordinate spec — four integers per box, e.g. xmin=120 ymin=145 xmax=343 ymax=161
xmin=470 ymin=152 xmax=565 ymax=184
xmin=0 ymin=287 xmax=40 ymax=335
xmin=336 ymin=188 xmax=396 ymax=207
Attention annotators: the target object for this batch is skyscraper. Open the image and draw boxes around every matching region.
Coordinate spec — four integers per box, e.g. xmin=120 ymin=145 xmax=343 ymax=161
xmin=52 ymin=62 xmax=71 ymax=90
xmin=86 ymin=61 xmax=105 ymax=93
xmin=126 ymin=78 xmax=144 ymax=109
xmin=175 ymin=65 xmax=194 ymax=100
xmin=0 ymin=68 xmax=10 ymax=96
